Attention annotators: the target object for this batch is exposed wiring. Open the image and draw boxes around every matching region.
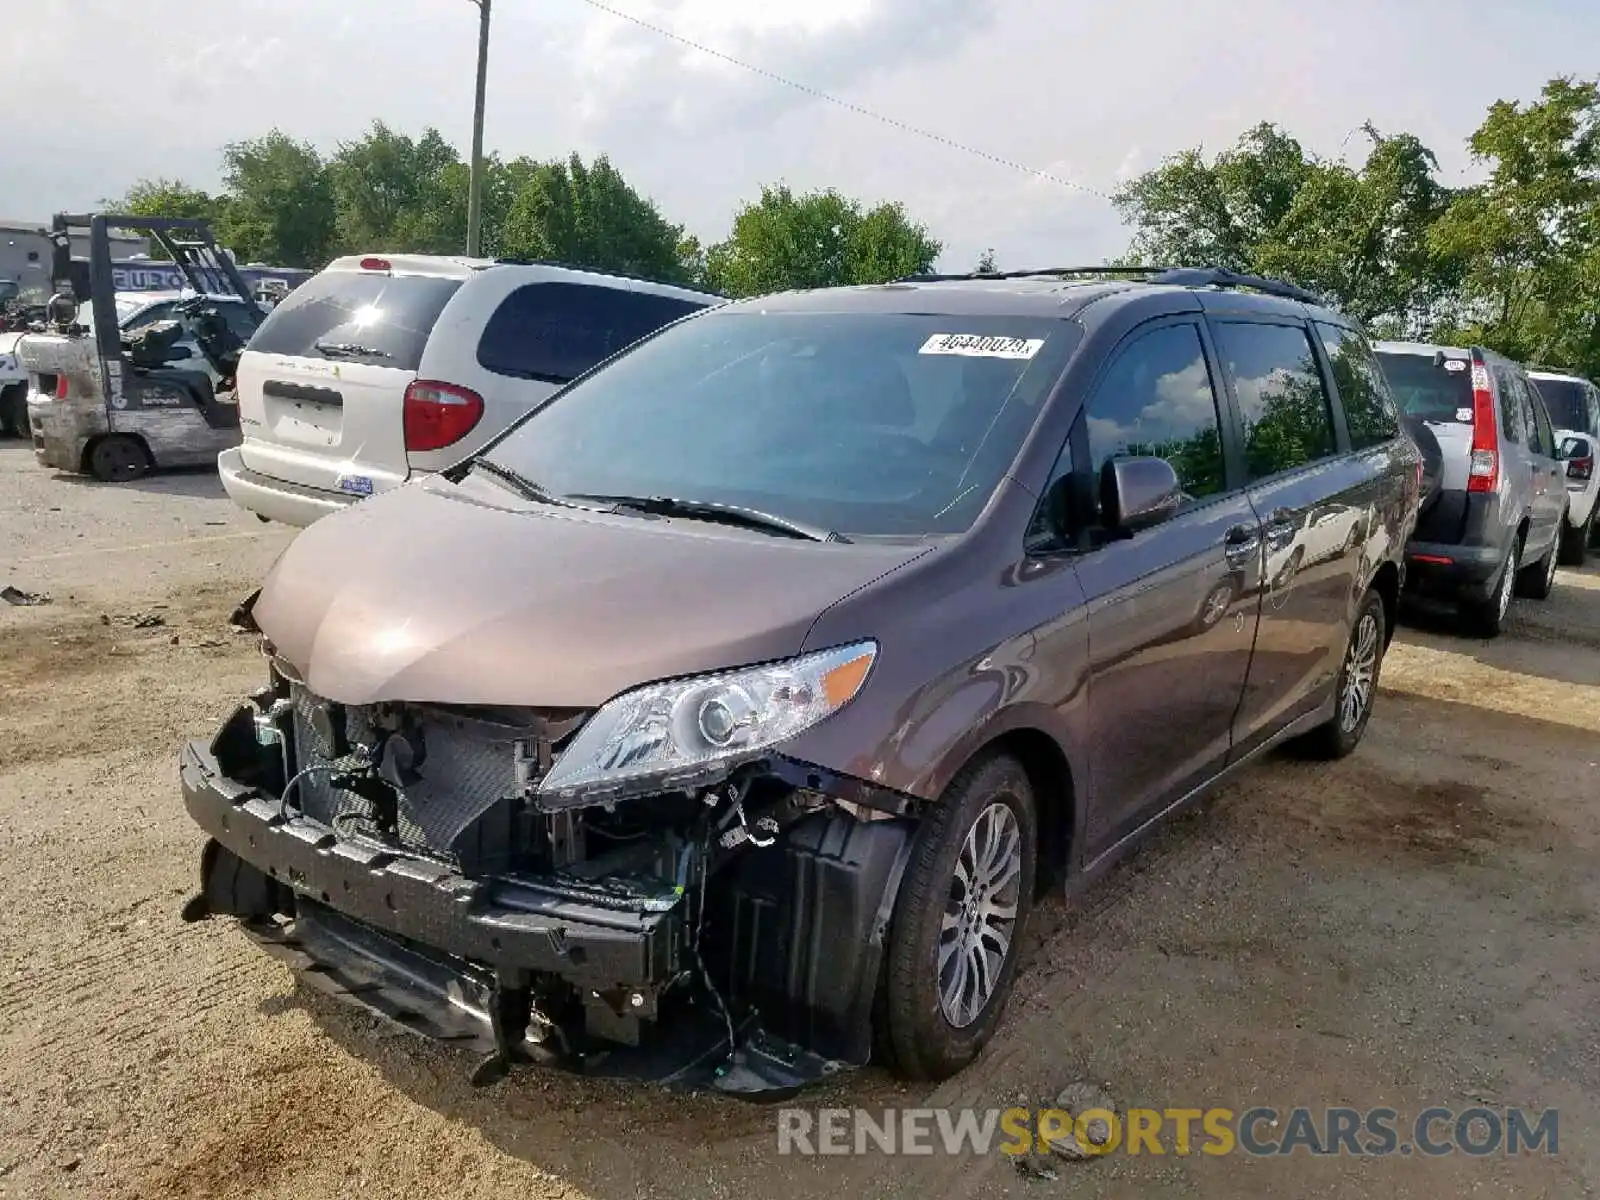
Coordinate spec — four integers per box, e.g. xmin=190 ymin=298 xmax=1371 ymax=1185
xmin=274 ymin=763 xmax=341 ymax=823
xmin=575 ymin=0 xmax=1113 ymax=202
xmin=691 ymin=833 xmax=737 ymax=1055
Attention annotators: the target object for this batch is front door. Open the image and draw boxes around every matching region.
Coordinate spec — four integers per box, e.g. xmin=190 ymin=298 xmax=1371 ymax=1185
xmin=1208 ymin=318 xmax=1365 ymax=751
xmin=1518 ymin=371 xmax=1566 ymax=559
xmin=1067 ymin=319 xmax=1263 ymax=852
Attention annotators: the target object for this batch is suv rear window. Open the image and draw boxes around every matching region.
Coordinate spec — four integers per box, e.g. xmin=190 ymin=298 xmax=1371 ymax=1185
xmin=476 ymin=282 xmax=711 ymax=383
xmin=248 ymin=271 xmax=463 ymax=371
xmin=1373 ymin=351 xmax=1471 ymax=422
xmin=1532 ymin=378 xmax=1593 ymax=434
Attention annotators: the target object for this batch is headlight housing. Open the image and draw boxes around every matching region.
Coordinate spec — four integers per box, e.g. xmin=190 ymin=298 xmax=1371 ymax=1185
xmin=536 ymin=641 xmax=878 ymax=806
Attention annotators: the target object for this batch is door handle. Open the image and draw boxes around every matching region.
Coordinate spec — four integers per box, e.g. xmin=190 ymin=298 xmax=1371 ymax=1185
xmin=1224 ymin=524 xmax=1260 ymax=566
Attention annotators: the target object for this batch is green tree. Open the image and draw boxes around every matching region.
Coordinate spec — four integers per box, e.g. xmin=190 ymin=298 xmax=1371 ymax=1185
xmin=221 ymin=131 xmax=337 ymax=267
xmin=1114 ymin=123 xmax=1315 ymax=271
xmin=704 ymin=185 xmax=941 ymax=297
xmin=1116 ymin=121 xmax=1465 ymax=338
xmin=499 ymin=154 xmax=692 ymax=281
xmin=975 ymin=247 xmax=998 ymax=274
xmin=111 ymin=179 xmax=231 ymax=261
xmin=1429 ymin=77 xmax=1600 ymax=377
xmin=330 ymin=122 xmax=463 ymax=254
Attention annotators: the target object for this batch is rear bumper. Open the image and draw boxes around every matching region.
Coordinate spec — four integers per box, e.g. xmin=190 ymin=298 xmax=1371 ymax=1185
xmin=218 ymin=448 xmax=354 ymax=527
xmin=1404 ymin=540 xmax=1509 ymax=602
xmin=26 ymin=395 xmax=93 ymax=471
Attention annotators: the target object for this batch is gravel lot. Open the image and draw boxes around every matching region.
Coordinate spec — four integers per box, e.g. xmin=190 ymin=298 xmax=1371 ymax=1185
xmin=3 ymin=439 xmax=1598 ymax=1199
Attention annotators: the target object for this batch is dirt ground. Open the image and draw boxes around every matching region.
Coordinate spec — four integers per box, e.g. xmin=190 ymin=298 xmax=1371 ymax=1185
xmin=2 ymin=439 xmax=1598 ymax=1199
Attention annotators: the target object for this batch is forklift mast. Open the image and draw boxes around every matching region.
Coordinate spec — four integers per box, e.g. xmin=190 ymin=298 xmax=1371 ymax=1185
xmin=47 ymin=214 xmax=266 ymax=363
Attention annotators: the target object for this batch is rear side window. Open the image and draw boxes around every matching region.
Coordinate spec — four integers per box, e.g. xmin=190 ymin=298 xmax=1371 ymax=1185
xmin=1493 ymin=367 xmax=1527 ymax=444
xmin=1525 ymin=378 xmax=1556 ymax=456
xmin=1212 ymin=321 xmax=1337 ymax=480
xmin=476 ymin=283 xmax=710 ymax=383
xmin=248 ymin=271 xmax=464 ymax=371
xmin=1315 ymin=323 xmax=1400 ymax=449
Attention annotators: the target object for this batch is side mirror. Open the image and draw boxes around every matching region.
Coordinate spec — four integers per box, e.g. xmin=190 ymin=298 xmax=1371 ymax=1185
xmin=1100 ymin=456 xmax=1185 ymax=534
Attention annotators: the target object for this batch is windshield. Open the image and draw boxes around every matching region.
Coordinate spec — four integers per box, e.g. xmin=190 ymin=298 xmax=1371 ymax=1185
xmin=1374 ymin=351 xmax=1471 ymax=421
xmin=1532 ymin=377 xmax=1590 ymax=432
xmin=481 ymin=310 xmax=1078 ymax=537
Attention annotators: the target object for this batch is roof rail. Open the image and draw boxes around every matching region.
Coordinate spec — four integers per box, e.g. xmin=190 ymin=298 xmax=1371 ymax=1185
xmin=1146 ymin=267 xmax=1321 ymax=305
xmin=893 ymin=265 xmax=1169 ymax=283
xmin=894 ymin=263 xmax=1322 ymax=304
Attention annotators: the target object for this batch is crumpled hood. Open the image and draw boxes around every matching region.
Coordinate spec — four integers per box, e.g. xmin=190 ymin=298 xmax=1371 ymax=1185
xmin=254 ymin=475 xmax=929 ymax=708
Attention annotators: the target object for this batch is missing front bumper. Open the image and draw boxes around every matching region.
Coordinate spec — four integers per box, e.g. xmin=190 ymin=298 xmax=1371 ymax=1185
xmin=179 ymin=735 xmax=914 ymax=1097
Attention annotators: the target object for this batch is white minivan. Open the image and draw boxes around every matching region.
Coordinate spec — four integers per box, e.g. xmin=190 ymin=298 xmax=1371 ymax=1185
xmin=220 ymin=255 xmax=720 ymax=526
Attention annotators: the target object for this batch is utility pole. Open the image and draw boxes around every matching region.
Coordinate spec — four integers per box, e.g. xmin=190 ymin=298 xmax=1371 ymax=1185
xmin=466 ymin=0 xmax=492 ymax=257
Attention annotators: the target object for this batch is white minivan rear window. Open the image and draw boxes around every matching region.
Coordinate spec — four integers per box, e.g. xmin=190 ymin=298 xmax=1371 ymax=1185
xmin=249 ymin=272 xmax=462 ymax=371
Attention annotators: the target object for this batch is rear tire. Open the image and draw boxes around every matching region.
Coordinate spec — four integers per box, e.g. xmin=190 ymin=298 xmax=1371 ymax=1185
xmin=1293 ymin=590 xmax=1386 ymax=760
xmin=86 ymin=434 xmax=151 ymax=483
xmin=1517 ymin=520 xmax=1561 ymax=600
xmin=1559 ymin=509 xmax=1593 ymax=566
xmin=1462 ymin=537 xmax=1519 ymax=638
xmin=879 ymin=753 xmax=1036 ymax=1081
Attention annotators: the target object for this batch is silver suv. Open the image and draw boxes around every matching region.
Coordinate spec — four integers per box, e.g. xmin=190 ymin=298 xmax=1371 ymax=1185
xmin=1375 ymin=342 xmax=1567 ymax=636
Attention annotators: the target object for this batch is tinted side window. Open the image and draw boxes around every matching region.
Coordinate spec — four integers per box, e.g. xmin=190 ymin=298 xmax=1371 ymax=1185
xmin=1525 ymin=379 xmax=1555 ymax=456
xmin=1212 ymin=321 xmax=1337 ymax=479
xmin=1083 ymin=322 xmax=1226 ymax=511
xmin=1493 ymin=367 xmax=1525 ymax=444
xmin=1315 ymin=322 xmax=1400 ymax=449
xmin=248 ymin=272 xmax=463 ymax=371
xmin=477 ymin=283 xmax=710 ymax=383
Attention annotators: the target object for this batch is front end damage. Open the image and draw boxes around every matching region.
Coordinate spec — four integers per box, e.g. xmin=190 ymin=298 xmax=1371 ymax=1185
xmin=180 ymin=625 xmax=917 ymax=1098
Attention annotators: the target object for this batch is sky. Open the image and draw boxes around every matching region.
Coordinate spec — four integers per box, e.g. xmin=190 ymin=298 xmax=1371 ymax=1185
xmin=3 ymin=0 xmax=1598 ymax=271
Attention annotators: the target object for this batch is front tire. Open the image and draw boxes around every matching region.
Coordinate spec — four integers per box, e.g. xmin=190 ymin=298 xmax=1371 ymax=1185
xmin=86 ymin=434 xmax=150 ymax=483
xmin=880 ymin=753 xmax=1037 ymax=1081
xmin=1293 ymin=589 xmax=1387 ymax=760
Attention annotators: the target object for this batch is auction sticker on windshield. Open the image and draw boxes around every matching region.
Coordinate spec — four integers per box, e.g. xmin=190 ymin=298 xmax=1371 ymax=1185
xmin=919 ymin=333 xmax=1045 ymax=359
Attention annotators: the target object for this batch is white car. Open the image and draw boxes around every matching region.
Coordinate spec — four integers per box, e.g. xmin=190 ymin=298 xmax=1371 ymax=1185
xmin=1529 ymin=369 xmax=1600 ymax=565
xmin=219 ymin=255 xmax=721 ymax=526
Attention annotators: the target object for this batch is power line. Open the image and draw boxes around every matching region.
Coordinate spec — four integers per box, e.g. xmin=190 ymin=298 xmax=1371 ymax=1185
xmin=574 ymin=0 xmax=1114 ymax=202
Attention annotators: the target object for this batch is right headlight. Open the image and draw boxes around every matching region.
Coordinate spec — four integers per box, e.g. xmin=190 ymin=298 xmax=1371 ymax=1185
xmin=536 ymin=641 xmax=878 ymax=806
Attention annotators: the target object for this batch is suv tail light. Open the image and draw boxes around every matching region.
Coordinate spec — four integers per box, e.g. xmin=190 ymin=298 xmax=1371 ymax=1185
xmin=1467 ymin=356 xmax=1498 ymax=493
xmin=403 ymin=379 xmax=484 ymax=452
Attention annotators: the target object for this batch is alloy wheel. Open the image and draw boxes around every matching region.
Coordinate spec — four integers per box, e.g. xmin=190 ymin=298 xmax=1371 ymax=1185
xmin=938 ymin=801 xmax=1022 ymax=1029
xmin=1338 ymin=611 xmax=1380 ymax=733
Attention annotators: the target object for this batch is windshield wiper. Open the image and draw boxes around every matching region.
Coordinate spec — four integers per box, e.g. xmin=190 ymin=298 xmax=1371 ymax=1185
xmin=469 ymin=458 xmax=579 ymax=507
xmin=314 ymin=340 xmax=391 ymax=359
xmin=569 ymin=494 xmax=848 ymax=543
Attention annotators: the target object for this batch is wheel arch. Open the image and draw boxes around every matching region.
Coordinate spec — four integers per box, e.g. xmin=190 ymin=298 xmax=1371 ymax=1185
xmin=940 ymin=725 xmax=1080 ymax=896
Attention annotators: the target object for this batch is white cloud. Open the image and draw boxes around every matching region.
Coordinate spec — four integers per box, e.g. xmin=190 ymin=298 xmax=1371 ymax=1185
xmin=0 ymin=0 xmax=1596 ymax=270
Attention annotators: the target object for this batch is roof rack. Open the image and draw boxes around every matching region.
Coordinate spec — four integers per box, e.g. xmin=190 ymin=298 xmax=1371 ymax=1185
xmin=895 ymin=263 xmax=1322 ymax=305
xmin=894 ymin=265 xmax=1166 ymax=283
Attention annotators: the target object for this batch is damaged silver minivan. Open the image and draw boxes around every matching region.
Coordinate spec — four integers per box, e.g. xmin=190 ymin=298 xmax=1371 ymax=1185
xmin=180 ymin=269 xmax=1418 ymax=1096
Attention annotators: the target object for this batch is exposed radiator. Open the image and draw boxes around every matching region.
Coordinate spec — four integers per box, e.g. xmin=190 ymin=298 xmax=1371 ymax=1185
xmin=289 ymin=684 xmax=526 ymax=867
